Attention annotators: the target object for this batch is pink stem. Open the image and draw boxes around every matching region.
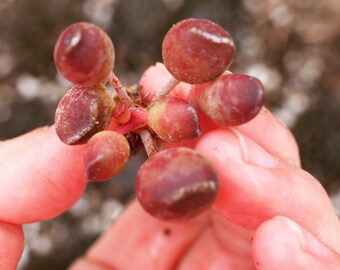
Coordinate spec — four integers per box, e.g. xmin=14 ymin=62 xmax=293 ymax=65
xmin=107 ymin=71 xmax=159 ymax=157
xmin=151 ymin=76 xmax=179 ymax=104
xmin=114 ymin=108 xmax=148 ymax=135
xmin=138 ymin=129 xmax=158 ymax=157
xmin=108 ymin=71 xmax=133 ymax=106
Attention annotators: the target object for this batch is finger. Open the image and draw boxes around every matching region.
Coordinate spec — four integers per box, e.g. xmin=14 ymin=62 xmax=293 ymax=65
xmin=140 ymin=63 xmax=300 ymax=166
xmin=176 ymin=228 xmax=254 ymax=270
xmin=234 ymin=107 xmax=300 ymax=167
xmin=195 ymin=129 xmax=340 ymax=253
xmin=0 ymin=126 xmax=86 ymax=224
xmin=177 ymin=213 xmax=255 ymax=270
xmin=68 ymin=258 xmax=115 ymax=270
xmin=253 ymin=216 xmax=340 ymax=270
xmin=69 ymin=201 xmax=208 ymax=270
xmin=0 ymin=222 xmax=24 ymax=270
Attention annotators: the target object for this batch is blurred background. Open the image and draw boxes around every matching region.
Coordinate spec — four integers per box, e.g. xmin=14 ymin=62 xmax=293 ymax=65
xmin=0 ymin=0 xmax=339 ymax=269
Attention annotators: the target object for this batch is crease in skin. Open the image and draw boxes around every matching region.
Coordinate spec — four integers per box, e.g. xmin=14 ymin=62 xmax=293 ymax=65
xmin=175 ymin=214 xmax=256 ymax=270
xmin=210 ymin=212 xmax=254 ymax=260
xmin=279 ymin=156 xmax=298 ymax=168
xmin=79 ymin=257 xmax=119 ymax=270
xmin=216 ymin=128 xmax=278 ymax=169
xmin=234 ymin=107 xmax=301 ymax=168
xmin=276 ymin=216 xmax=306 ymax=248
xmin=172 ymin=215 xmax=212 ymax=270
xmin=229 ymin=127 xmax=249 ymax=163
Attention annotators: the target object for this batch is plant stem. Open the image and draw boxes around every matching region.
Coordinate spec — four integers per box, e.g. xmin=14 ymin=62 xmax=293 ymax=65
xmin=139 ymin=129 xmax=158 ymax=157
xmin=115 ymin=108 xmax=147 ymax=135
xmin=107 ymin=71 xmax=158 ymax=157
xmin=151 ymin=76 xmax=179 ymax=104
xmin=108 ymin=71 xmax=133 ymax=106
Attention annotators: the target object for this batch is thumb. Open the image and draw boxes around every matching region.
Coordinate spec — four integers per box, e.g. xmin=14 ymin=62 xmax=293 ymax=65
xmin=195 ymin=128 xmax=340 ymax=253
xmin=0 ymin=126 xmax=86 ymax=224
xmin=253 ymin=216 xmax=340 ymax=270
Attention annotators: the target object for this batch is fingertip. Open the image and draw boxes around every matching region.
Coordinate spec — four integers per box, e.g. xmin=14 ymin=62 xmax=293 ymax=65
xmin=253 ymin=216 xmax=340 ymax=270
xmin=253 ymin=216 xmax=302 ymax=268
xmin=235 ymin=107 xmax=301 ymax=167
xmin=0 ymin=127 xmax=87 ymax=223
xmin=195 ymin=128 xmax=281 ymax=229
xmin=196 ymin=128 xmax=340 ymax=254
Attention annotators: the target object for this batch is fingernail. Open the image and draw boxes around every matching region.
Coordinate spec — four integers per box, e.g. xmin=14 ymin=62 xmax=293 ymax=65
xmin=281 ymin=156 xmax=298 ymax=167
xmin=229 ymin=128 xmax=279 ymax=168
xmin=276 ymin=216 xmax=333 ymax=258
xmin=276 ymin=216 xmax=306 ymax=246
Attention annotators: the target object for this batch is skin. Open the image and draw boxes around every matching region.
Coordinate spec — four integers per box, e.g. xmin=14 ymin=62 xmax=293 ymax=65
xmin=1 ymin=67 xmax=340 ymax=269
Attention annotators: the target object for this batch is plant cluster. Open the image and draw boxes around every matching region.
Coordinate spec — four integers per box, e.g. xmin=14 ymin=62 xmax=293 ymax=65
xmin=53 ymin=18 xmax=264 ymax=221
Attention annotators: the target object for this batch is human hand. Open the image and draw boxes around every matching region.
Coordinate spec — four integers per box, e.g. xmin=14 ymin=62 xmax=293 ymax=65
xmin=68 ymin=107 xmax=340 ymax=270
xmin=1 ymin=70 xmax=340 ymax=270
